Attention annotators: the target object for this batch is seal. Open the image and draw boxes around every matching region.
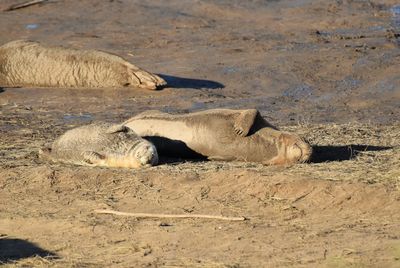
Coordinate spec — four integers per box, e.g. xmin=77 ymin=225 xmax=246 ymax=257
xmin=40 ymin=122 xmax=158 ymax=168
xmin=0 ymin=40 xmax=166 ymax=90
xmin=123 ymin=109 xmax=312 ymax=165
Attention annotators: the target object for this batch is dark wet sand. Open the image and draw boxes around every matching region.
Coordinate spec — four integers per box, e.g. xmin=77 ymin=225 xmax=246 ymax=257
xmin=0 ymin=0 xmax=399 ymax=124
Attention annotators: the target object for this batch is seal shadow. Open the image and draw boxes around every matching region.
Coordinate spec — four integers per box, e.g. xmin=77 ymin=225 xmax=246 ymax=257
xmin=157 ymin=74 xmax=224 ymax=89
xmin=0 ymin=238 xmax=58 ymax=263
xmin=310 ymin=144 xmax=393 ymax=163
xmin=0 ymin=87 xmax=4 ymax=93
xmin=144 ymin=136 xmax=207 ymax=164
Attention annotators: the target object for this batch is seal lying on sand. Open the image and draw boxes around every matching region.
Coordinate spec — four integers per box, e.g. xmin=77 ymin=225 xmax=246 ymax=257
xmin=0 ymin=40 xmax=166 ymax=90
xmin=123 ymin=109 xmax=312 ymax=165
xmin=40 ymin=123 xmax=158 ymax=168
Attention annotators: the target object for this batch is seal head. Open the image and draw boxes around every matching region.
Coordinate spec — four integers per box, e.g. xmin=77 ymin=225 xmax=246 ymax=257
xmin=128 ymin=142 xmax=158 ymax=167
xmin=267 ymin=132 xmax=312 ymax=165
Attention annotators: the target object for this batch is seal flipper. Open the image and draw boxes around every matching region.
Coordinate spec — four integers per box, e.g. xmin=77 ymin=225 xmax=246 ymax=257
xmin=82 ymin=151 xmax=106 ymax=165
xmin=129 ymin=69 xmax=167 ymax=90
xmin=233 ymin=109 xmax=259 ymax=137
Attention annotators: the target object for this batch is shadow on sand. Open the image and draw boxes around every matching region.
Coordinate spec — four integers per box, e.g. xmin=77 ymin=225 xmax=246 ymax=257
xmin=158 ymin=74 xmax=224 ymax=89
xmin=0 ymin=238 xmax=58 ymax=263
xmin=310 ymin=144 xmax=392 ymax=163
xmin=144 ymin=136 xmax=207 ymax=165
xmin=0 ymin=87 xmax=4 ymax=93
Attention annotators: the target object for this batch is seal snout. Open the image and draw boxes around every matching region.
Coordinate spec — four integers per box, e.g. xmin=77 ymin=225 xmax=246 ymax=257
xmin=131 ymin=142 xmax=159 ymax=167
xmin=289 ymin=139 xmax=312 ymax=163
xmin=283 ymin=134 xmax=312 ymax=163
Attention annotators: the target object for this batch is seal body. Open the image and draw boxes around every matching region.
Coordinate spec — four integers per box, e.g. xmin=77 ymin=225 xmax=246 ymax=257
xmin=0 ymin=40 xmax=166 ymax=90
xmin=123 ymin=109 xmax=312 ymax=165
xmin=40 ymin=123 xmax=158 ymax=168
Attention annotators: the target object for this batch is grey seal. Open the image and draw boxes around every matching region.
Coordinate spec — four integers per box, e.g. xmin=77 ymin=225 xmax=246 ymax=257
xmin=0 ymin=40 xmax=166 ymax=90
xmin=123 ymin=109 xmax=312 ymax=165
xmin=40 ymin=123 xmax=158 ymax=168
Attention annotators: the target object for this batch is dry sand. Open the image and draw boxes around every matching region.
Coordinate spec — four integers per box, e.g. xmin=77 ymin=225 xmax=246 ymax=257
xmin=0 ymin=0 xmax=400 ymax=267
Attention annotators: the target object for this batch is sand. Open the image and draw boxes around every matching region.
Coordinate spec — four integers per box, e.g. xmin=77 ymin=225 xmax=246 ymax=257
xmin=1 ymin=0 xmax=399 ymax=267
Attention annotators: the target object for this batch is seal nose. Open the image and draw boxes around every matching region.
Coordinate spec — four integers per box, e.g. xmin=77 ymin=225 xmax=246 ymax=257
xmin=280 ymin=133 xmax=312 ymax=163
xmin=133 ymin=142 xmax=159 ymax=166
xmin=288 ymin=141 xmax=312 ymax=163
xmin=298 ymin=140 xmax=312 ymax=162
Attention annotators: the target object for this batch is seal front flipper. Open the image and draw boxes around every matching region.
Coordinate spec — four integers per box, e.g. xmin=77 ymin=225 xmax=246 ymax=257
xmin=82 ymin=151 xmax=106 ymax=165
xmin=128 ymin=68 xmax=167 ymax=90
xmin=233 ymin=109 xmax=259 ymax=136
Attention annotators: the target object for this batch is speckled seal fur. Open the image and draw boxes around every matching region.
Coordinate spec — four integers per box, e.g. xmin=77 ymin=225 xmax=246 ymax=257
xmin=40 ymin=122 xmax=158 ymax=168
xmin=0 ymin=40 xmax=166 ymax=89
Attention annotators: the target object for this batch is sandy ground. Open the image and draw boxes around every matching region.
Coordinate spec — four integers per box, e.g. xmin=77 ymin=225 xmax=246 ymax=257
xmin=0 ymin=0 xmax=400 ymax=267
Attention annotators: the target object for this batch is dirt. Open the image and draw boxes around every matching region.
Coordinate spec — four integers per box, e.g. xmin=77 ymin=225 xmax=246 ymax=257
xmin=0 ymin=0 xmax=400 ymax=267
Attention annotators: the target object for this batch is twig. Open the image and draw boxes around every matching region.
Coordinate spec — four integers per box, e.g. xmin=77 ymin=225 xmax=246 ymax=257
xmin=3 ymin=0 xmax=49 ymax=12
xmin=292 ymin=188 xmax=314 ymax=203
xmin=94 ymin=209 xmax=247 ymax=221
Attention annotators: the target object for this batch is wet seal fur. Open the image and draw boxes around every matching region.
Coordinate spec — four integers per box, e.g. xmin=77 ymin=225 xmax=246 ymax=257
xmin=0 ymin=40 xmax=166 ymax=90
xmin=40 ymin=123 xmax=158 ymax=168
xmin=123 ymin=109 xmax=312 ymax=165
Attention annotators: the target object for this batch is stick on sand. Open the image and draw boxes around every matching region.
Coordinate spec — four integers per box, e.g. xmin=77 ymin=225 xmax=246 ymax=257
xmin=94 ymin=209 xmax=247 ymax=221
xmin=3 ymin=0 xmax=49 ymax=12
